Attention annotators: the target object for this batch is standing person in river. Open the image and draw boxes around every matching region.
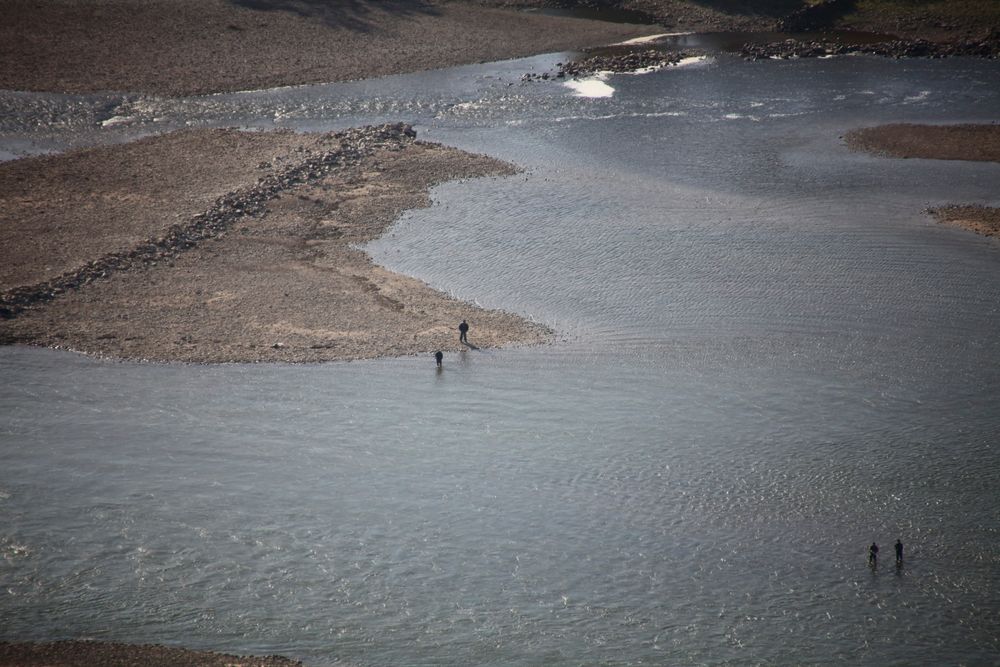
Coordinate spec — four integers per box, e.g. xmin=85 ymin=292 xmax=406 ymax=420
xmin=435 ymin=350 xmax=443 ymax=367
xmin=459 ymin=319 xmax=469 ymax=344
xmin=895 ymin=539 xmax=903 ymax=565
xmin=869 ymin=542 xmax=879 ymax=567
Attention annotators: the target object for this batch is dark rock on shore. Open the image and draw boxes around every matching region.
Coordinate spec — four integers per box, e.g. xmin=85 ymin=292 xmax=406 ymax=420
xmin=561 ymin=49 xmax=690 ymax=76
xmin=0 ymin=640 xmax=301 ymax=666
xmin=740 ymin=31 xmax=1000 ymax=60
xmin=523 ymin=48 xmax=694 ymax=81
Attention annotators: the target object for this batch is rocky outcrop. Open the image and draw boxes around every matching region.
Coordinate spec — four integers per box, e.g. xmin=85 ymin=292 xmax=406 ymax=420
xmin=741 ymin=32 xmax=1000 ymax=60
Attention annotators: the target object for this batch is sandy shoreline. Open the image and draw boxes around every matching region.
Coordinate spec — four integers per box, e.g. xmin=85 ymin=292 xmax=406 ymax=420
xmin=0 ymin=125 xmax=550 ymax=363
xmin=0 ymin=0 xmax=659 ymax=96
xmin=845 ymin=123 xmax=1000 ymax=238
xmin=0 ymin=640 xmax=301 ymax=666
xmin=6 ymin=1 xmax=998 ymax=97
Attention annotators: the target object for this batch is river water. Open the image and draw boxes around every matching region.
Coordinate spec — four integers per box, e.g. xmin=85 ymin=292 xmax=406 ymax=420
xmin=2 ymin=52 xmax=999 ymax=666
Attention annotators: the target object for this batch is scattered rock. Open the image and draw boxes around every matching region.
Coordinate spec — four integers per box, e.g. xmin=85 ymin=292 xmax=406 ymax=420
xmin=523 ymin=49 xmax=695 ymax=81
xmin=740 ymin=32 xmax=1000 ymax=60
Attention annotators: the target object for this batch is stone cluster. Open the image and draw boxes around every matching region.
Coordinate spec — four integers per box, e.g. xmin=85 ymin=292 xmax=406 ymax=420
xmin=0 ymin=123 xmax=417 ymax=320
xmin=522 ymin=49 xmax=690 ymax=82
xmin=563 ymin=49 xmax=687 ymax=76
xmin=741 ymin=33 xmax=1000 ymax=60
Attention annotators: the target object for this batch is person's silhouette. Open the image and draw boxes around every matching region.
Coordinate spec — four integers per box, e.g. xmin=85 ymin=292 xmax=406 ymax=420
xmin=868 ymin=542 xmax=879 ymax=567
xmin=434 ymin=350 xmax=443 ymax=367
xmin=894 ymin=539 xmax=903 ymax=565
xmin=458 ymin=320 xmax=469 ymax=344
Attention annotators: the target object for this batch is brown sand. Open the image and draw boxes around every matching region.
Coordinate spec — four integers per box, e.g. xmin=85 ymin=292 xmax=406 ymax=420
xmin=845 ymin=123 xmax=1000 ymax=239
xmin=0 ymin=126 xmax=550 ymax=362
xmin=845 ymin=123 xmax=1000 ymax=162
xmin=0 ymin=129 xmax=328 ymax=291
xmin=927 ymin=205 xmax=1000 ymax=238
xmin=0 ymin=640 xmax=300 ymax=666
xmin=5 ymin=1 xmax=1000 ymax=98
xmin=0 ymin=0 xmax=660 ymax=96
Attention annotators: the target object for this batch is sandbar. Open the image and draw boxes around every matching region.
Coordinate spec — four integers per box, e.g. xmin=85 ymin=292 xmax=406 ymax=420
xmin=845 ymin=123 xmax=1000 ymax=238
xmin=0 ymin=125 xmax=550 ymax=362
xmin=0 ymin=640 xmax=300 ymax=666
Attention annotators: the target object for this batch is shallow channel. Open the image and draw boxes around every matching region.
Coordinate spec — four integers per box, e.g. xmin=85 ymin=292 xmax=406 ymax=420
xmin=2 ymin=51 xmax=1000 ymax=666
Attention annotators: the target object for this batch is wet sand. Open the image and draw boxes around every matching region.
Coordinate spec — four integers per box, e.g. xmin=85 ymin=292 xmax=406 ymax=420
xmin=845 ymin=123 xmax=1000 ymax=162
xmin=845 ymin=123 xmax=1000 ymax=238
xmin=0 ymin=126 xmax=550 ymax=363
xmin=0 ymin=640 xmax=301 ymax=666
xmin=927 ymin=205 xmax=1000 ymax=239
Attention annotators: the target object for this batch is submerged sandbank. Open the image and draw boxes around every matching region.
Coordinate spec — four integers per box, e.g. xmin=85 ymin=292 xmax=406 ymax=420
xmin=845 ymin=123 xmax=1000 ymax=239
xmin=927 ymin=205 xmax=1000 ymax=239
xmin=0 ymin=125 xmax=550 ymax=363
xmin=845 ymin=123 xmax=1000 ymax=163
xmin=0 ymin=640 xmax=300 ymax=666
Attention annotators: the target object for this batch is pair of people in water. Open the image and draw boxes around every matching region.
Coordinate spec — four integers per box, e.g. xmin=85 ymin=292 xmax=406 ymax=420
xmin=869 ymin=540 xmax=904 ymax=567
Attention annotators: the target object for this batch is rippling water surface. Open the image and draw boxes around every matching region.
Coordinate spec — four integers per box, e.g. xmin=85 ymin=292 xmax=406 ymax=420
xmin=2 ymin=54 xmax=999 ymax=666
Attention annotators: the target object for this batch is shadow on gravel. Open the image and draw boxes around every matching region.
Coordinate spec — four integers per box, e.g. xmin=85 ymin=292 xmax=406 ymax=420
xmin=688 ymin=0 xmax=807 ymax=17
xmin=229 ymin=0 xmax=440 ymax=31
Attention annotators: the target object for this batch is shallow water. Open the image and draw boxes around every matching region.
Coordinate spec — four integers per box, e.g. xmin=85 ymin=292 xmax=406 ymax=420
xmin=2 ymin=54 xmax=1000 ymax=666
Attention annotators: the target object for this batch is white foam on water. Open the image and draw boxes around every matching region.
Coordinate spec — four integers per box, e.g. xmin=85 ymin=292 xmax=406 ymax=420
xmin=627 ymin=65 xmax=664 ymax=75
xmin=905 ymin=90 xmax=932 ymax=103
xmin=564 ymin=75 xmax=615 ymax=98
xmin=611 ymin=32 xmax=693 ymax=46
xmin=675 ymin=55 xmax=710 ymax=68
xmin=623 ymin=55 xmax=711 ymax=76
xmin=100 ymin=115 xmax=133 ymax=127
